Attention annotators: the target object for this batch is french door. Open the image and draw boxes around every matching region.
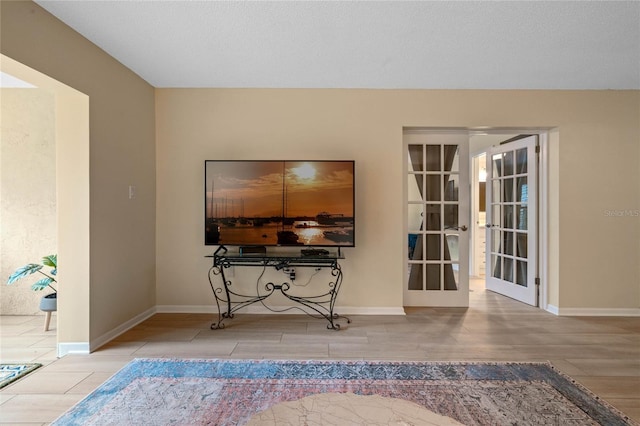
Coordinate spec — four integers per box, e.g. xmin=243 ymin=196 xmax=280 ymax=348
xmin=486 ymin=135 xmax=538 ymax=306
xmin=404 ymin=131 xmax=469 ymax=307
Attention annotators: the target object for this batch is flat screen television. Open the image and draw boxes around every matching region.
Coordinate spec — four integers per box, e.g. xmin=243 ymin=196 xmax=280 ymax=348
xmin=205 ymin=160 xmax=355 ymax=247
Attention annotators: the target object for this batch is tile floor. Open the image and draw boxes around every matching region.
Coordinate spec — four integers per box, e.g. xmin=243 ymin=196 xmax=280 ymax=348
xmin=1 ymin=279 xmax=639 ymax=425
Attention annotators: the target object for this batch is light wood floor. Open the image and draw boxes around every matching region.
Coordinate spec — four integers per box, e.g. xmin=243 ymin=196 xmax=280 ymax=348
xmin=1 ymin=279 xmax=639 ymax=425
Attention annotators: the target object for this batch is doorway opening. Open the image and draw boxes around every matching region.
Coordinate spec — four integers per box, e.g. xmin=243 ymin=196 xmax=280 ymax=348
xmin=404 ymin=129 xmax=549 ymax=309
xmin=1 ymin=55 xmax=91 ymax=357
xmin=470 ymin=132 xmax=545 ymax=307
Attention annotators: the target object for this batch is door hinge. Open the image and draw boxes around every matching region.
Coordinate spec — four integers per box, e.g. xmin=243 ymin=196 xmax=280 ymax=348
xmin=535 ymin=277 xmax=540 ymax=285
xmin=535 ymin=145 xmax=540 ymax=154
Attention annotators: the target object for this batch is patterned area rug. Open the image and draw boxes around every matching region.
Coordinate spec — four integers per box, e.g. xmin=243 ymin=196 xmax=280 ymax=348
xmin=0 ymin=363 xmax=42 ymax=389
xmin=51 ymin=359 xmax=637 ymax=426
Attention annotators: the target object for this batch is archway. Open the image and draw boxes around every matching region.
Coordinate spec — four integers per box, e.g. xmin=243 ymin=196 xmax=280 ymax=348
xmin=1 ymin=54 xmax=90 ymax=356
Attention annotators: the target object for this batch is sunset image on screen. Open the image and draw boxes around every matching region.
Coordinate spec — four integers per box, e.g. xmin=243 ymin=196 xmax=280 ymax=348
xmin=205 ymin=161 xmax=354 ymax=246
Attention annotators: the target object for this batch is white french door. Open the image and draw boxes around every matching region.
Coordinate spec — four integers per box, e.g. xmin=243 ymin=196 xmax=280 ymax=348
xmin=404 ymin=131 xmax=470 ymax=307
xmin=485 ymin=135 xmax=538 ymax=306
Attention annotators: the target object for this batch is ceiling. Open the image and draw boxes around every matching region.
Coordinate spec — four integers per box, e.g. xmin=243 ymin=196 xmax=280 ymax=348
xmin=35 ymin=1 xmax=640 ymax=89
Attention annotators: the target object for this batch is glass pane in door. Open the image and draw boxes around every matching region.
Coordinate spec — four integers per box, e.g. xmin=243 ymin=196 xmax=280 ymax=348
xmin=444 ymin=174 xmax=459 ymax=201
xmin=516 ymin=233 xmax=528 ymax=258
xmin=516 ymin=148 xmax=528 ymax=173
xmin=517 ymin=206 xmax=528 ymax=230
xmin=492 ymin=255 xmax=501 ymax=278
xmin=503 ymin=178 xmax=514 ymax=202
xmin=503 ymin=205 xmax=514 ymax=229
xmin=492 ymin=180 xmax=501 ymax=203
xmin=492 ymin=154 xmax=502 ymax=178
xmin=445 ymin=145 xmax=460 ymax=172
xmin=516 ymin=260 xmax=527 ymax=286
xmin=425 ymin=145 xmax=441 ymax=171
xmin=408 ymin=145 xmax=424 ymax=171
xmin=516 ymin=177 xmax=528 ymax=202
xmin=491 ymin=230 xmax=501 ymax=252
xmin=503 ymin=151 xmax=514 ymax=176
xmin=425 ymin=204 xmax=440 ymax=230
xmin=503 ymin=231 xmax=514 ymax=256
xmin=446 ymin=234 xmax=459 ymax=262
xmin=408 ymin=204 xmax=424 ymax=232
xmin=408 ymin=174 xmax=423 ymax=201
xmin=504 ymin=258 xmax=514 ymax=282
xmin=408 ymin=234 xmax=423 ymax=260
xmin=425 ymin=175 xmax=441 ymax=201
xmin=444 ymin=264 xmax=458 ymax=290
xmin=443 ymin=205 xmax=458 ymax=229
xmin=425 ymin=234 xmax=440 ymax=260
xmin=425 ymin=264 xmax=440 ymax=290
xmin=408 ymin=264 xmax=423 ymax=290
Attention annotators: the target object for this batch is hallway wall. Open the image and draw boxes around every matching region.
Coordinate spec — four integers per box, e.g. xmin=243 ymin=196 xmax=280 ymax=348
xmin=1 ymin=88 xmax=56 ymax=315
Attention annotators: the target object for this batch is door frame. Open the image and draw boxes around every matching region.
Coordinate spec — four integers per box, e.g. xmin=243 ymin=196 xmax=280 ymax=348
xmin=403 ymin=127 xmax=550 ymax=311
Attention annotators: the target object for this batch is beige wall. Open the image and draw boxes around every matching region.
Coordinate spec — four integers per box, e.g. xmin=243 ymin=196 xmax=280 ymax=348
xmin=1 ymin=1 xmax=156 ymax=348
xmin=156 ymin=89 xmax=639 ymax=311
xmin=1 ymin=88 xmax=56 ymax=315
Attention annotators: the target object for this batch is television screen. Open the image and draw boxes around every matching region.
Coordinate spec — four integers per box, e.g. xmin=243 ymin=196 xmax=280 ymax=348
xmin=205 ymin=160 xmax=355 ymax=247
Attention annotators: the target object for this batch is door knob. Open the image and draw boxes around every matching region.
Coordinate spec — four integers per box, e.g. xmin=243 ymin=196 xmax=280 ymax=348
xmin=459 ymin=225 xmax=468 ymax=231
xmin=486 ymin=224 xmax=492 ymax=228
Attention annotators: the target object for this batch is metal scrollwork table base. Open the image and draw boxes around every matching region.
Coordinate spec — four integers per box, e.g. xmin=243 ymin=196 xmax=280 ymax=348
xmin=206 ymin=247 xmax=350 ymax=330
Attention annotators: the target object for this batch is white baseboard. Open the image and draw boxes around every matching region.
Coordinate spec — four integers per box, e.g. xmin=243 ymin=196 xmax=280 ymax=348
xmin=57 ymin=342 xmax=90 ymax=357
xmin=156 ymin=305 xmax=405 ymax=316
xmin=336 ymin=306 xmax=406 ymax=316
xmin=547 ymin=305 xmax=640 ymax=316
xmin=89 ymin=306 xmax=157 ymax=352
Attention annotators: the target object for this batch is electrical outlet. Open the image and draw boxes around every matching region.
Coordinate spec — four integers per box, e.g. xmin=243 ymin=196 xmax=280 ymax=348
xmin=128 ymin=185 xmax=136 ymax=199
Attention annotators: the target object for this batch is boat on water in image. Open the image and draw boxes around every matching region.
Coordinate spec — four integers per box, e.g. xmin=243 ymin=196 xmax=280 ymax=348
xmin=277 ymin=230 xmax=303 ymax=245
xmin=316 ymin=212 xmax=354 ymax=226
xmin=323 ymin=229 xmax=354 ymax=243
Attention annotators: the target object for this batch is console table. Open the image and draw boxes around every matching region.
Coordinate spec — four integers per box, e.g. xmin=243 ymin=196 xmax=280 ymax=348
xmin=205 ymin=247 xmax=350 ymax=330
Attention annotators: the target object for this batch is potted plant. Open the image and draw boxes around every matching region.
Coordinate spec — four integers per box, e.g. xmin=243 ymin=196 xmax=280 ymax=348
xmin=7 ymin=254 xmax=58 ymax=330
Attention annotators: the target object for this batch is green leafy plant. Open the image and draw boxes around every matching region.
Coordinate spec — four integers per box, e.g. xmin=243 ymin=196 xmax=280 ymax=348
xmin=7 ymin=254 xmax=57 ymax=292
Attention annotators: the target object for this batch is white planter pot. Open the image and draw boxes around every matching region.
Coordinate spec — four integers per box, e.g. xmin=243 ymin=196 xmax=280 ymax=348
xmin=39 ymin=293 xmax=57 ymax=312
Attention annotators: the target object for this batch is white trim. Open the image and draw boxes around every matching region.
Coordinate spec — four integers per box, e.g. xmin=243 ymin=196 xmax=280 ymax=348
xmin=57 ymin=342 xmax=90 ymax=357
xmin=538 ymin=132 xmax=549 ymax=311
xmin=89 ymin=306 xmax=157 ymax=352
xmin=325 ymin=307 xmax=405 ymax=316
xmin=552 ymin=307 xmax=640 ymax=317
xmin=470 ymin=152 xmax=484 ymax=277
xmin=157 ymin=305 xmax=405 ymax=316
xmin=546 ymin=304 xmax=559 ymax=315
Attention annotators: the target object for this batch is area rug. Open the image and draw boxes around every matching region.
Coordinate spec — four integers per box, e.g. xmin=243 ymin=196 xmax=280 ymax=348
xmin=0 ymin=363 xmax=42 ymax=389
xmin=51 ymin=359 xmax=637 ymax=426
